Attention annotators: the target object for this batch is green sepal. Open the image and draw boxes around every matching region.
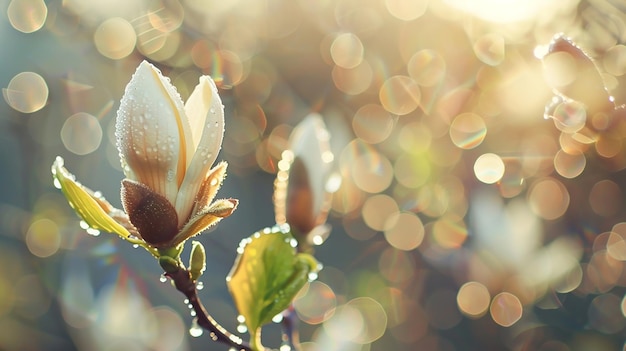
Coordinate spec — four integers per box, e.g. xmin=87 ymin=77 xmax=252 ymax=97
xmin=226 ymin=225 xmax=319 ymax=347
xmin=52 ymin=156 xmax=131 ymax=239
xmin=189 ymin=241 xmax=206 ymax=281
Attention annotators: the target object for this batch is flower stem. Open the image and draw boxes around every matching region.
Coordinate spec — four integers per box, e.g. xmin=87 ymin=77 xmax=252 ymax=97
xmin=165 ymin=267 xmax=253 ymax=351
xmin=249 ymin=327 xmax=263 ymax=351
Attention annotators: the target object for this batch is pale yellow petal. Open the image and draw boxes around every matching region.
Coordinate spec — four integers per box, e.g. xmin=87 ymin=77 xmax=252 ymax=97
xmin=176 ymin=75 xmax=225 ymax=225
xmin=172 ymin=199 xmax=238 ymax=246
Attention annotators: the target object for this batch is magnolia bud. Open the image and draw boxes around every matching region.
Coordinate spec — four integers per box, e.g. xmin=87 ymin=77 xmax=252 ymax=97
xmin=189 ymin=241 xmax=206 ymax=281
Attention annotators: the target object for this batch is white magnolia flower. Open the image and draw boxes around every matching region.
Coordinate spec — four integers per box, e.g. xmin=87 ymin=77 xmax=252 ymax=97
xmin=53 ymin=61 xmax=236 ymax=251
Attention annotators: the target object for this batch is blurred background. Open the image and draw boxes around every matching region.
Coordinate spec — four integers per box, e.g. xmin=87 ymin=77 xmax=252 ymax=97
xmin=2 ymin=0 xmax=626 ymax=350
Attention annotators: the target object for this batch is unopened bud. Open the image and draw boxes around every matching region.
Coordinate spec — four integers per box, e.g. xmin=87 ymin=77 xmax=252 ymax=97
xmin=189 ymin=241 xmax=206 ymax=281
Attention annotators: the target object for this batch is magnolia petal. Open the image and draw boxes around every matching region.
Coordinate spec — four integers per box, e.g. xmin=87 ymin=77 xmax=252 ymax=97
xmin=115 ymin=61 xmax=193 ymax=205
xmin=172 ymin=199 xmax=238 ymax=246
xmin=191 ymin=161 xmax=227 ymax=217
xmin=176 ymin=75 xmax=225 ymax=225
xmin=121 ymin=179 xmax=179 ymax=247
xmin=51 ymin=156 xmax=132 ymax=239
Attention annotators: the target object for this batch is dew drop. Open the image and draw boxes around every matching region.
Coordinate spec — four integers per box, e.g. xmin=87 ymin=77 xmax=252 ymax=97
xmin=86 ymin=228 xmax=100 ymax=236
xmin=308 ymin=271 xmax=319 ymax=281
xmin=209 ymin=332 xmax=218 ymax=341
xmin=190 ymin=310 xmax=197 ymax=317
xmin=237 ymin=323 xmax=248 ymax=333
xmin=159 ymin=275 xmax=168 ymax=283
xmin=167 ymin=169 xmax=175 ymax=182
xmin=189 ymin=319 xmax=203 ymax=337
xmin=272 ymin=313 xmax=283 ymax=323
xmin=132 ymin=244 xmax=139 ymax=249
xmin=196 ymin=281 xmax=204 ymax=290
xmin=183 ymin=298 xmax=190 ymax=304
xmin=53 ymin=178 xmax=62 ymax=189
xmin=79 ymin=220 xmax=89 ymax=229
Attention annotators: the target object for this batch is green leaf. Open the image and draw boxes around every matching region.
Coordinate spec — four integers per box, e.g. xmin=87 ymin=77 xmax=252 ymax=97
xmin=226 ymin=225 xmax=318 ymax=348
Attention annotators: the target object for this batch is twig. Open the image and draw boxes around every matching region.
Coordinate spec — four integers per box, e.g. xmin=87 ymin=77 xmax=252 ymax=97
xmin=165 ymin=267 xmax=253 ymax=351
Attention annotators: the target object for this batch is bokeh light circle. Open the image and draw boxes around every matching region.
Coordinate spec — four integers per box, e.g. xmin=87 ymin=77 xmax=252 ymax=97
xmin=407 ymin=49 xmax=446 ymax=87
xmin=384 ymin=212 xmax=425 ymax=250
xmin=432 ymin=217 xmax=468 ymax=249
xmin=7 ymin=0 xmax=48 ymax=33
xmin=3 ymin=71 xmax=49 ymax=113
xmin=294 ymin=281 xmax=337 ymax=325
xmin=347 ymin=297 xmax=387 ymax=344
xmin=332 ymin=61 xmax=373 ymax=95
xmin=385 ymin=0 xmax=429 ymax=21
xmin=553 ymin=149 xmax=585 ymax=179
xmin=60 ymin=113 xmax=103 ymax=155
xmin=94 ymin=17 xmax=137 ymax=60
xmin=490 ymin=292 xmax=522 ymax=327
xmin=330 ymin=33 xmax=364 ymax=69
xmin=352 ymin=104 xmax=395 ymax=144
xmin=449 ymin=112 xmax=487 ymax=149
xmin=474 ymin=153 xmax=505 ymax=184
xmin=26 ymin=218 xmax=60 ymax=258
xmin=457 ymin=281 xmax=491 ymax=318
xmin=551 ymin=100 xmax=586 ymax=133
xmin=473 ymin=33 xmax=505 ymax=66
xmin=379 ymin=75 xmax=421 ymax=115
xmin=362 ymin=194 xmax=399 ymax=231
xmin=528 ymin=178 xmax=570 ymax=220
xmin=351 ymin=152 xmax=394 ymax=193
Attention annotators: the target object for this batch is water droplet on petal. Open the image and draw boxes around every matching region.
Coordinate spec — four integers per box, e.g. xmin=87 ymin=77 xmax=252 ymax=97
xmin=196 ymin=281 xmax=204 ymax=290
xmin=159 ymin=275 xmax=168 ymax=283
xmin=53 ymin=178 xmax=62 ymax=189
xmin=86 ymin=228 xmax=100 ymax=236
xmin=272 ymin=313 xmax=283 ymax=323
xmin=189 ymin=319 xmax=203 ymax=337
